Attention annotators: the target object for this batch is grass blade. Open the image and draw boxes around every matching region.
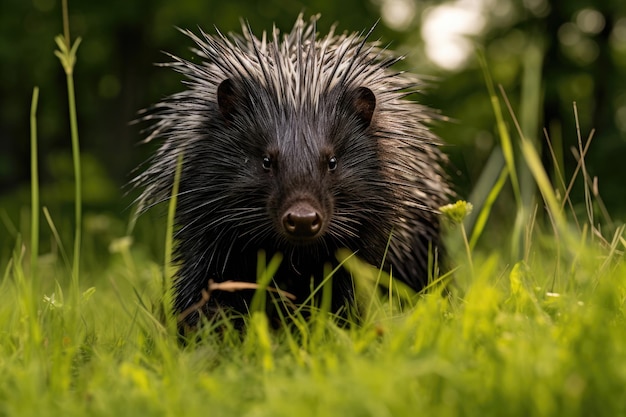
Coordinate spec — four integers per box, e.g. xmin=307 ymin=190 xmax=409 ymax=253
xmin=163 ymin=153 xmax=183 ymax=336
xmin=469 ymin=166 xmax=508 ymax=250
xmin=478 ymin=51 xmax=521 ymax=206
xmin=43 ymin=206 xmax=71 ymax=271
xmin=30 ymin=87 xmax=40 ymax=277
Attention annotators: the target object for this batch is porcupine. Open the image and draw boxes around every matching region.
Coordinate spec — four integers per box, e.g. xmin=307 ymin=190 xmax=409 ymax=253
xmin=134 ymin=15 xmax=452 ymax=331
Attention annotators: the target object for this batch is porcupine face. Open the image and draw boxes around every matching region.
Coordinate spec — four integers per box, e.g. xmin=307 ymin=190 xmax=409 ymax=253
xmin=213 ymin=76 xmax=383 ymax=253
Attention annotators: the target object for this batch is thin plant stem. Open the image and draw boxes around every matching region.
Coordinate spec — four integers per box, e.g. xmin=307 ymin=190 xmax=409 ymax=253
xmin=67 ymin=67 xmax=81 ymax=295
xmin=55 ymin=0 xmax=82 ymax=307
xmin=30 ymin=87 xmax=40 ymax=278
xmin=461 ymin=223 xmax=474 ymax=276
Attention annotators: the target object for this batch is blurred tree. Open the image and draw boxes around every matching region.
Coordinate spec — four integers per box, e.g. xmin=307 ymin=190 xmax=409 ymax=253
xmin=406 ymin=0 xmax=626 ymax=220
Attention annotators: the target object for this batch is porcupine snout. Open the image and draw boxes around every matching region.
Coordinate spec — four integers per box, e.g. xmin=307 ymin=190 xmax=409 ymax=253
xmin=281 ymin=201 xmax=322 ymax=240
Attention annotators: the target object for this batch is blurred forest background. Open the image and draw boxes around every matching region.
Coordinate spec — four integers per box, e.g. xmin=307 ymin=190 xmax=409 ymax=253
xmin=1 ymin=0 xmax=625 ymax=252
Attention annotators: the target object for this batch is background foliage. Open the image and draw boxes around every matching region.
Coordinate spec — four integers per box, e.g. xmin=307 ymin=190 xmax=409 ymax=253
xmin=1 ymin=0 xmax=626 ymax=240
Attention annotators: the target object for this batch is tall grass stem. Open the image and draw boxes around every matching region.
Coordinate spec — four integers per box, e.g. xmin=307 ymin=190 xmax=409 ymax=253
xmin=55 ymin=0 xmax=82 ymax=309
xmin=30 ymin=87 xmax=40 ymax=278
xmin=67 ymin=72 xmax=81 ymax=298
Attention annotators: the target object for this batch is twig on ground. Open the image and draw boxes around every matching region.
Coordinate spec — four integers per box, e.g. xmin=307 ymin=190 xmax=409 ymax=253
xmin=177 ymin=279 xmax=297 ymax=324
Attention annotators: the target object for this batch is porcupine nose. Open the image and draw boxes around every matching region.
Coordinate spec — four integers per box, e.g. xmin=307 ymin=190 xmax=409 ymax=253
xmin=282 ymin=202 xmax=322 ymax=239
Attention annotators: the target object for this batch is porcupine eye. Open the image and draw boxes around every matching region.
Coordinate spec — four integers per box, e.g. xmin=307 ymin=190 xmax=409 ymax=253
xmin=262 ymin=156 xmax=272 ymax=171
xmin=328 ymin=156 xmax=338 ymax=171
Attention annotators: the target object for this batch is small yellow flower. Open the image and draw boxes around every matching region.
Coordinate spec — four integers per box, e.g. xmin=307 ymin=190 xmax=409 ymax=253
xmin=440 ymin=200 xmax=473 ymax=224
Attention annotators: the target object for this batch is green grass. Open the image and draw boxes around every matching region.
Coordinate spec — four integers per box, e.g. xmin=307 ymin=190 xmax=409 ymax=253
xmin=1 ymin=7 xmax=626 ymax=417
xmin=2 ymin=211 xmax=625 ymax=416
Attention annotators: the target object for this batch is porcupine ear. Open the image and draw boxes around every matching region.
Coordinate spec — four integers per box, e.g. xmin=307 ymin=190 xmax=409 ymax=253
xmin=351 ymin=86 xmax=376 ymax=127
xmin=217 ymin=78 xmax=239 ymax=122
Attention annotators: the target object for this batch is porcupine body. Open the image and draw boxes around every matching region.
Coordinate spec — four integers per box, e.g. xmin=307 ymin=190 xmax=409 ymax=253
xmin=134 ymin=15 xmax=451 ymax=330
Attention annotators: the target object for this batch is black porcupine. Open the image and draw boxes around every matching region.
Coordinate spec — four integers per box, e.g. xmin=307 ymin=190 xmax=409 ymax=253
xmin=134 ymin=15 xmax=451 ymax=329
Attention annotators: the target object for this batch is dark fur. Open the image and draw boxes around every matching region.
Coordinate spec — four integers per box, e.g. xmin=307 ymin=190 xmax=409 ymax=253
xmin=134 ymin=15 xmax=451 ymax=329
